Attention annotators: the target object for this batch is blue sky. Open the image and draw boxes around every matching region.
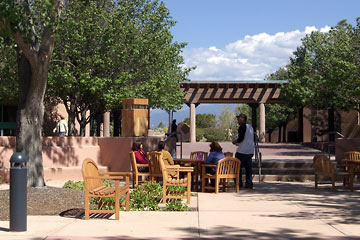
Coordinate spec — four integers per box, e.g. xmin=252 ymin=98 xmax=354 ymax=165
xmin=150 ymin=0 xmax=360 ymax=128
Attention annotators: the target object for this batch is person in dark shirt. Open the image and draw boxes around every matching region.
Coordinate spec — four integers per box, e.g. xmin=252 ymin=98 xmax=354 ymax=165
xmin=205 ymin=142 xmax=225 ymax=175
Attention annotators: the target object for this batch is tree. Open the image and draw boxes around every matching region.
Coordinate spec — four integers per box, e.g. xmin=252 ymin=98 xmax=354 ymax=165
xmin=157 ymin=121 xmax=164 ymax=129
xmin=182 ymin=113 xmax=217 ymax=129
xmin=0 ymin=36 xmax=18 ymax=103
xmin=0 ymin=0 xmax=65 ymax=187
xmin=48 ymin=0 xmax=192 ymax=135
xmin=265 ymin=67 xmax=295 ymax=142
xmin=217 ymin=105 xmax=237 ymax=140
xmin=285 ymin=20 xmax=359 ymax=139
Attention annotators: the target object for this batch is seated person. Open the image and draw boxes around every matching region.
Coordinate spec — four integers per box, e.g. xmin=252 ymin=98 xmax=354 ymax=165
xmin=132 ymin=142 xmax=148 ymax=172
xmin=157 ymin=141 xmax=176 ymax=177
xmin=157 ymin=141 xmax=174 ymax=166
xmin=205 ymin=141 xmax=225 ymax=175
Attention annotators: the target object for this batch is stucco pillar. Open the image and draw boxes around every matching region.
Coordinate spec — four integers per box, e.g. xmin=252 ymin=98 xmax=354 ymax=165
xmin=103 ymin=111 xmax=110 ymax=137
xmin=259 ymin=103 xmax=266 ymax=143
xmin=190 ymin=103 xmax=196 ymax=143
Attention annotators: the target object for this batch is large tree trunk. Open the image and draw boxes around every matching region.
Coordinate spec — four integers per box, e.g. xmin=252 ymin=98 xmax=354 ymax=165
xmin=16 ymin=52 xmax=47 ymax=187
xmin=328 ymin=107 xmax=335 ymax=142
xmin=79 ymin=109 xmax=87 ymax=136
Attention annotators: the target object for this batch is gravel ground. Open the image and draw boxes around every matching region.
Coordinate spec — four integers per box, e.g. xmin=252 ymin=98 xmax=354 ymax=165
xmin=0 ymin=186 xmax=84 ymax=221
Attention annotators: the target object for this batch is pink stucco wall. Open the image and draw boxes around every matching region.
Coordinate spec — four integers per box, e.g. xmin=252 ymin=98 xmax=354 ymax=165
xmin=0 ymin=136 xmax=175 ymax=183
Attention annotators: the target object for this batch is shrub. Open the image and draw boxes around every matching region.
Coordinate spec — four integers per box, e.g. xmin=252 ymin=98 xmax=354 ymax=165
xmin=165 ymin=200 xmax=188 ymax=211
xmin=63 ymin=180 xmax=84 ymax=190
xmin=129 ymin=181 xmax=162 ymax=211
xmin=203 ymin=128 xmax=226 ymax=142
xmin=196 ymin=128 xmax=205 ymax=141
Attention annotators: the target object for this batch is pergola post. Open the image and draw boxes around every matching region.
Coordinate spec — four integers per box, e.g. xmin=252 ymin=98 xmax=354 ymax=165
xmin=190 ymin=103 xmax=196 ymax=143
xmin=259 ymin=103 xmax=266 ymax=143
xmin=248 ymin=103 xmax=258 ymax=133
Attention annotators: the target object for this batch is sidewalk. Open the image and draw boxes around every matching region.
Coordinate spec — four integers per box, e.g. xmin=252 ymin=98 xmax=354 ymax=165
xmin=1 ymin=181 xmax=360 ymax=239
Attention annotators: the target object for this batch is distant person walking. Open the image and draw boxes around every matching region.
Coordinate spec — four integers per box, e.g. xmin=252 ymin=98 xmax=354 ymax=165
xmin=53 ymin=114 xmax=68 ymax=137
xmin=232 ymin=114 xmax=254 ymax=189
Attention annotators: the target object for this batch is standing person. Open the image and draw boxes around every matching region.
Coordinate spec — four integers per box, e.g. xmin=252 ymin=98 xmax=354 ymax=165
xmin=171 ymin=119 xmax=177 ymax=135
xmin=232 ymin=114 xmax=254 ymax=189
xmin=53 ymin=114 xmax=68 ymax=137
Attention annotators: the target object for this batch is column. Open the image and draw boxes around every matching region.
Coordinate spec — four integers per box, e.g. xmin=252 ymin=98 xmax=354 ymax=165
xmin=259 ymin=103 xmax=266 ymax=143
xmin=103 ymin=111 xmax=110 ymax=137
xmin=190 ymin=103 xmax=196 ymax=143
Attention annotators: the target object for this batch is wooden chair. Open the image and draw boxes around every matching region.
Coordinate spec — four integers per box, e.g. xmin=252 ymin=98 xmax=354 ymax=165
xmin=201 ymin=157 xmax=241 ymax=194
xmin=190 ymin=151 xmax=208 ymax=161
xmin=148 ymin=151 xmax=164 ymax=182
xmin=313 ymin=154 xmax=353 ymax=191
xmin=129 ymin=151 xmax=150 ymax=187
xmin=189 ymin=151 xmax=208 ymax=190
xmin=157 ymin=152 xmax=193 ymax=204
xmin=341 ymin=151 xmax=360 ymax=179
xmin=224 ymin=152 xmax=234 ymax=157
xmin=81 ymin=158 xmax=130 ymax=220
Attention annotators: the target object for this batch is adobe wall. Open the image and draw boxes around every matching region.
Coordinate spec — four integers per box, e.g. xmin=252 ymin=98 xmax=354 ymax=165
xmin=0 ymin=136 xmax=175 ymax=183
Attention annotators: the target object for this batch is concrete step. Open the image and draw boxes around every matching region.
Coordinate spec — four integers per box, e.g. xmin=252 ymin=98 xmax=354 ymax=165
xmin=253 ymin=167 xmax=314 ymax=175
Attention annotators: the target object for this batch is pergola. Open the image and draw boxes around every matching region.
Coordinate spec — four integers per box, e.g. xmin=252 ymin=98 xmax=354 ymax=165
xmin=180 ymin=80 xmax=288 ymax=143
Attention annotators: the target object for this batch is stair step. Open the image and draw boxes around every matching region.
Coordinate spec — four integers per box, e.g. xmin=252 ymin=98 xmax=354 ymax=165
xmin=253 ymin=168 xmax=314 ymax=175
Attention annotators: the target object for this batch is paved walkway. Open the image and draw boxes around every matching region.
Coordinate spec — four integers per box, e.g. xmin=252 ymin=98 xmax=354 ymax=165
xmin=1 ymin=181 xmax=360 ymax=239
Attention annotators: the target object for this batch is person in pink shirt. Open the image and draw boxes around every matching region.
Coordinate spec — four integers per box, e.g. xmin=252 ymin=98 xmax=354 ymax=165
xmin=132 ymin=142 xmax=148 ymax=172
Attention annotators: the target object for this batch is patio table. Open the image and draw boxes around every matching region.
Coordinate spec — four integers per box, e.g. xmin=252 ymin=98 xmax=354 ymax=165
xmin=174 ymin=159 xmax=205 ymax=191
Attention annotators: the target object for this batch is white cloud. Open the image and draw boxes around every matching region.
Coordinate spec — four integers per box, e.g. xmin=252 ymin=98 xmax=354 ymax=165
xmin=183 ymin=26 xmax=331 ymax=80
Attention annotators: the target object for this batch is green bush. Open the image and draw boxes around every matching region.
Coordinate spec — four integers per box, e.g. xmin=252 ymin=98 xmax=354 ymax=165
xmin=0 ymin=176 xmax=2 ymax=184
xmin=165 ymin=200 xmax=188 ymax=211
xmin=129 ymin=181 xmax=162 ymax=211
xmin=167 ymin=186 xmax=186 ymax=196
xmin=203 ymin=128 xmax=226 ymax=142
xmin=196 ymin=128 xmax=205 ymax=141
xmin=63 ymin=180 xmax=84 ymax=190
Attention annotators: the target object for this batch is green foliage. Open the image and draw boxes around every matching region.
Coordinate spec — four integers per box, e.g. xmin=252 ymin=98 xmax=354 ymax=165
xmin=165 ymin=200 xmax=188 ymax=211
xmin=157 ymin=121 xmax=164 ymax=129
xmin=129 ymin=181 xmax=162 ymax=211
xmin=183 ymin=114 xmax=217 ymax=129
xmin=284 ymin=19 xmax=360 ymax=112
xmin=203 ymin=128 xmax=226 ymax=142
xmin=167 ymin=186 xmax=186 ymax=196
xmin=265 ymin=68 xmax=295 ymax=133
xmin=48 ymin=0 xmax=193 ymax=135
xmin=0 ymin=37 xmax=18 ymax=103
xmin=62 ymin=180 xmax=84 ymax=190
xmin=196 ymin=128 xmax=206 ymax=141
xmin=217 ymin=106 xmax=237 ymax=141
xmin=0 ymin=175 xmax=2 ymax=184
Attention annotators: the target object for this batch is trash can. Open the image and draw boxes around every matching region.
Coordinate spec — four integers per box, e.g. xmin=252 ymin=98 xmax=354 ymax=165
xmin=9 ymin=152 xmax=27 ymax=232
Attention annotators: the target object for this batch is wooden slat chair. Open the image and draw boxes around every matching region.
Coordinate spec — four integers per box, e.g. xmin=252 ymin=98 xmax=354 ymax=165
xmin=189 ymin=151 xmax=208 ymax=189
xmin=148 ymin=151 xmax=164 ymax=182
xmin=201 ymin=157 xmax=241 ymax=194
xmin=129 ymin=151 xmax=150 ymax=187
xmin=313 ymin=154 xmax=353 ymax=191
xmin=81 ymin=158 xmax=130 ymax=220
xmin=341 ymin=151 xmax=360 ymax=179
xmin=157 ymin=152 xmax=193 ymax=204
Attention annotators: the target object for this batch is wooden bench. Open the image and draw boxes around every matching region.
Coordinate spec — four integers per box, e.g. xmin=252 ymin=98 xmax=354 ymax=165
xmin=81 ymin=158 xmax=131 ymax=220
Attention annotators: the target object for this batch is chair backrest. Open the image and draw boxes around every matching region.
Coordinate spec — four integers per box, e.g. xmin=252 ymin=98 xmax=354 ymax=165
xmin=313 ymin=154 xmax=334 ymax=175
xmin=342 ymin=151 xmax=360 ymax=161
xmin=157 ymin=152 xmax=169 ymax=181
xmin=216 ymin=157 xmax=241 ymax=177
xmin=224 ymin=152 xmax=234 ymax=157
xmin=190 ymin=151 xmax=208 ymax=161
xmin=81 ymin=158 xmax=102 ymax=190
xmin=148 ymin=151 xmax=163 ymax=179
xmin=129 ymin=151 xmax=138 ymax=174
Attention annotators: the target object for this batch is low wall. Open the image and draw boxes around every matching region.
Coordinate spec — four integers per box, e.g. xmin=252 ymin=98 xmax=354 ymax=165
xmin=0 ymin=136 xmax=175 ymax=183
xmin=335 ymin=138 xmax=360 ymax=162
